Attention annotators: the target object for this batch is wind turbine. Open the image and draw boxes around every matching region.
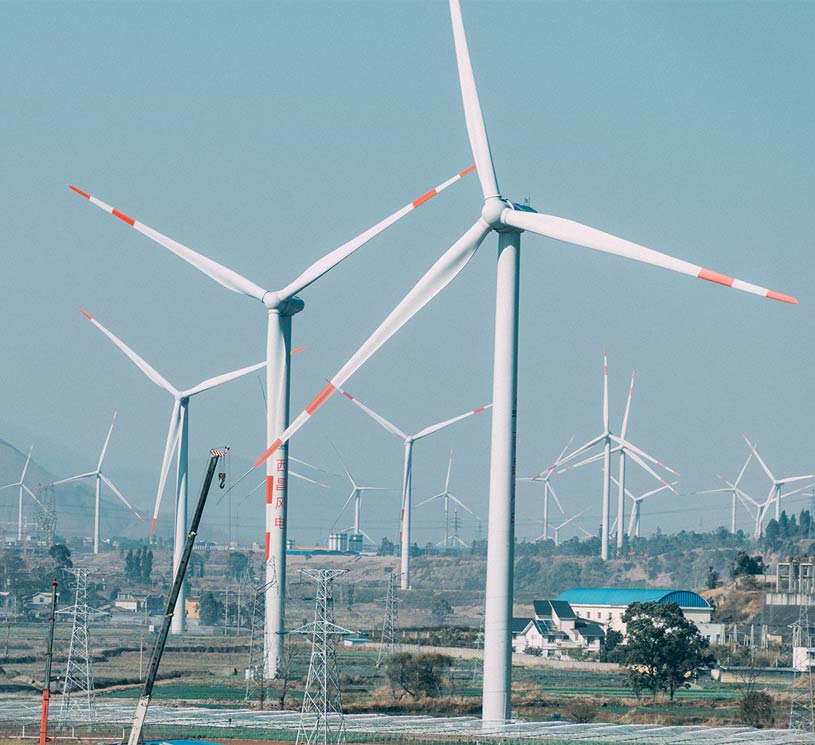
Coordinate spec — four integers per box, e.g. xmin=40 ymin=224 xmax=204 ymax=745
xmin=551 ymin=509 xmax=589 ymax=546
xmin=554 ymin=351 xmax=680 ymax=560
xmin=52 ymin=412 xmax=142 ymax=554
xmin=332 ymin=385 xmax=490 ymax=587
xmin=0 ymin=445 xmax=43 ymax=542
xmin=253 ymin=0 xmax=797 ymax=723
xmin=418 ymin=450 xmax=479 ymax=549
xmin=517 ymin=436 xmax=573 ymax=550
xmin=69 ymin=166 xmax=472 ymax=677
xmin=329 ymin=444 xmax=390 ymax=547
xmin=743 ymin=436 xmax=815 ymax=523
xmin=81 ymin=310 xmax=264 ymax=632
xmin=697 ymin=454 xmax=754 ymax=534
xmin=609 ymin=476 xmax=678 ymax=538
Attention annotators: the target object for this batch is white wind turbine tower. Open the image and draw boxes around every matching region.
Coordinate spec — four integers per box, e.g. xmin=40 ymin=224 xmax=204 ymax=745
xmin=53 ymin=412 xmax=142 ymax=554
xmin=609 ymin=477 xmax=677 ymax=538
xmin=70 ymin=166 xmax=472 ymax=677
xmin=754 ymin=481 xmax=813 ymax=539
xmin=253 ymin=0 xmax=797 ymax=723
xmin=418 ymin=450 xmax=479 ymax=549
xmin=81 ymin=310 xmax=263 ymax=633
xmin=517 ymin=436 xmax=573 ymax=549
xmin=697 ymin=454 xmax=754 ymax=534
xmin=332 ymin=385 xmax=490 ymax=588
xmin=555 ymin=351 xmax=680 ymax=560
xmin=0 ymin=445 xmax=44 ymax=541
xmin=744 ymin=436 xmax=815 ymax=524
xmin=551 ymin=509 xmax=589 ymax=547
xmin=329 ymin=444 xmax=390 ymax=548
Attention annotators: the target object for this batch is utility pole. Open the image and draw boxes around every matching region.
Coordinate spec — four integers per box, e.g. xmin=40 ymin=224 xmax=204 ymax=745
xmin=58 ymin=568 xmax=97 ymax=724
xmin=376 ymin=569 xmax=401 ymax=667
xmin=295 ymin=568 xmax=351 ymax=745
xmin=789 ymin=600 xmax=815 ymax=732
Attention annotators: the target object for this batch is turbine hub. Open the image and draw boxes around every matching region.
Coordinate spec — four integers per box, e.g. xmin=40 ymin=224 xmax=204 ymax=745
xmin=481 ymin=196 xmax=515 ymax=232
xmin=263 ymin=291 xmax=305 ymax=316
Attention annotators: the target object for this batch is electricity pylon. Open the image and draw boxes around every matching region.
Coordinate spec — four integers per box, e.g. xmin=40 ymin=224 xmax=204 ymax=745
xmin=295 ymin=568 xmax=351 ymax=745
xmin=376 ymin=569 xmax=401 ymax=667
xmin=58 ymin=568 xmax=97 ymax=724
xmin=789 ymin=600 xmax=814 ymax=732
xmin=245 ymin=578 xmax=275 ymax=708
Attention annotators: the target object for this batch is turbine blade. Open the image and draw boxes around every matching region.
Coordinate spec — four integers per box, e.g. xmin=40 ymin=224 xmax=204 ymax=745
xmin=559 ymin=508 xmax=589 ymax=530
xmin=327 ymin=440 xmax=356 ymax=488
xmin=640 ymin=481 xmax=678 ymax=500
xmin=742 ymin=437 xmax=776 ymax=483
xmin=556 ymin=449 xmax=605 ymax=474
xmin=20 ymin=445 xmax=34 ymax=483
xmin=152 ymin=400 xmax=182 ymax=534
xmin=254 ymin=219 xmax=491 ymax=468
xmin=612 ymin=435 xmax=680 ymax=477
xmin=280 ymin=167 xmax=476 ymax=299
xmin=69 ymin=186 xmax=267 ymax=301
xmin=554 ymin=435 xmax=576 ymax=467
xmin=780 ymin=474 xmax=815 ymax=485
xmin=183 ymin=361 xmax=266 ymax=397
xmin=449 ymin=0 xmax=499 ymax=199
xmin=734 ymin=452 xmax=753 ymax=488
xmin=417 ymin=492 xmax=445 ymax=508
xmin=444 ymin=450 xmax=454 ymax=493
xmin=52 ymin=472 xmax=95 ymax=486
xmin=289 ymin=456 xmax=339 ymax=477
xmin=602 ymin=348 xmax=609 ymax=432
xmin=97 ymin=410 xmax=118 ymax=471
xmin=290 ymin=470 xmax=329 ymax=489
xmin=551 ymin=433 xmax=606 ymax=473
xmin=337 ymin=387 xmax=408 ymax=440
xmin=624 ymin=448 xmax=679 ymax=495
xmin=447 ymin=492 xmax=477 ymax=519
xmin=81 ymin=310 xmax=177 ymax=395
xmin=547 ymin=482 xmax=565 ymax=514
xmin=413 ymin=403 xmax=492 ymax=440
xmin=620 ymin=371 xmax=635 ymax=439
xmin=22 ymin=484 xmax=45 ymax=509
xmin=100 ymin=473 xmax=144 ymax=521
xmin=500 ymin=209 xmax=797 ymax=305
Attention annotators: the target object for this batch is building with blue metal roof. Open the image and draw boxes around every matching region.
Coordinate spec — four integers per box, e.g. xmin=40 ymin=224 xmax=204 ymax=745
xmin=555 ymin=587 xmax=715 ymax=638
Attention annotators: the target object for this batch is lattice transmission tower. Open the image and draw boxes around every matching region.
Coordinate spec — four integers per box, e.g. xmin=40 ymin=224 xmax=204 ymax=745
xmin=58 ymin=568 xmax=97 ymax=724
xmin=789 ymin=599 xmax=815 ymax=732
xmin=35 ymin=484 xmax=57 ymax=545
xmin=376 ymin=569 xmax=401 ymax=667
xmin=245 ymin=578 xmax=275 ymax=709
xmin=295 ymin=568 xmax=351 ymax=745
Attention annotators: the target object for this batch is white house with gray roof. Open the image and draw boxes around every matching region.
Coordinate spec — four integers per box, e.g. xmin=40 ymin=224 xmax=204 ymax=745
xmin=511 ymin=598 xmax=605 ymax=657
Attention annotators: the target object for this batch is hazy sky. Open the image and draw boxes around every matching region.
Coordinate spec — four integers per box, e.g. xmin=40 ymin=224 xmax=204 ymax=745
xmin=1 ymin=1 xmax=813 ymax=549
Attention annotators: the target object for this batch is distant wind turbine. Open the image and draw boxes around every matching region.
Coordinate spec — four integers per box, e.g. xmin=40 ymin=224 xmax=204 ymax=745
xmin=52 ymin=412 xmax=142 ymax=554
xmin=418 ymin=450 xmax=479 ymax=549
xmin=0 ymin=445 xmax=43 ymax=542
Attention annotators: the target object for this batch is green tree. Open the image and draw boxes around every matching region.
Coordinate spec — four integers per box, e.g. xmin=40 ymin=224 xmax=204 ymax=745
xmin=141 ymin=549 xmax=153 ymax=582
xmin=197 ymin=591 xmax=224 ymax=626
xmin=227 ymin=551 xmax=248 ymax=581
xmin=730 ymin=550 xmax=764 ymax=578
xmin=48 ymin=544 xmax=72 ymax=569
xmin=429 ymin=596 xmax=453 ymax=625
xmin=384 ymin=652 xmax=452 ymax=699
xmin=622 ymin=601 xmax=713 ymax=700
xmin=706 ymin=566 xmax=720 ymax=589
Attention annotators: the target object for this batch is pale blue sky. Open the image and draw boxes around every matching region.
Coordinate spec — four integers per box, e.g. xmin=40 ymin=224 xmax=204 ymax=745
xmin=1 ymin=1 xmax=813 ymax=549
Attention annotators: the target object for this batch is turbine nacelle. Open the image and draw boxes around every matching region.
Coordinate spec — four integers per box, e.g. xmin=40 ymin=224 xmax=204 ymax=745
xmin=262 ymin=291 xmax=305 ymax=315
